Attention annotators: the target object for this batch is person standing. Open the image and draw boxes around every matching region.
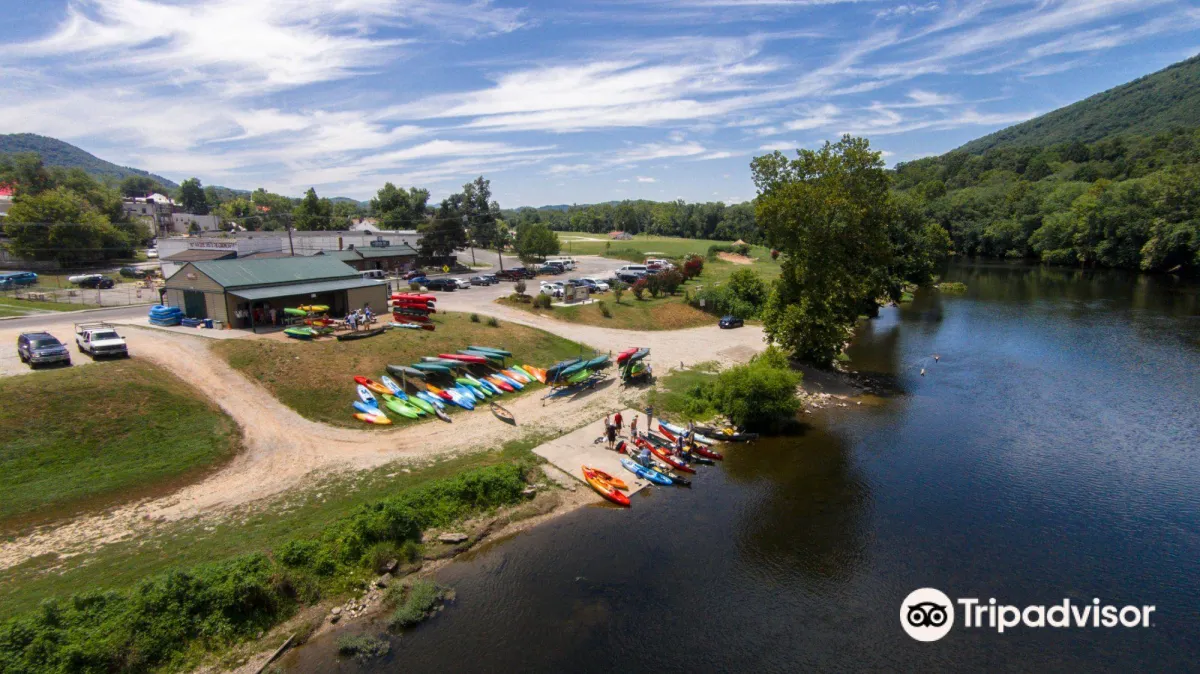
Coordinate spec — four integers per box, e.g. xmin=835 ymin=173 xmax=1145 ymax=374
xmin=269 ymin=307 xmax=278 ymax=326
xmin=614 ymin=411 xmax=624 ymax=436
xmin=606 ymin=421 xmax=617 ymax=451
xmin=629 ymin=414 xmax=639 ymax=439
xmin=645 ymin=405 xmax=654 ymax=433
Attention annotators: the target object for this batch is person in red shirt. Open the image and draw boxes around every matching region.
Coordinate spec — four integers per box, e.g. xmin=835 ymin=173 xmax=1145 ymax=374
xmin=613 ymin=411 xmax=623 ymax=435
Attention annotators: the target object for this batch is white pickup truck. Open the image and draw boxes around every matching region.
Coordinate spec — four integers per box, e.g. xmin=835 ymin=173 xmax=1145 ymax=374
xmin=75 ymin=323 xmax=129 ymax=359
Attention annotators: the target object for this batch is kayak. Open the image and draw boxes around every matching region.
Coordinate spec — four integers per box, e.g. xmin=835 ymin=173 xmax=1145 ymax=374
xmin=283 ymin=308 xmax=307 ymax=317
xmin=440 ymin=353 xmax=488 ymax=364
xmin=297 ymin=304 xmax=329 ymax=312
xmin=621 ymin=457 xmax=673 ymax=486
xmin=391 ymin=293 xmax=436 ymax=302
xmin=446 ymin=388 xmax=475 ymax=410
xmin=616 ymin=347 xmax=639 ymax=364
xmin=406 ymin=393 xmax=436 ymax=414
xmin=628 ymin=347 xmax=650 ymax=363
xmin=284 ymin=327 xmax=315 ymax=339
xmin=354 ymin=412 xmax=392 ymax=425
xmin=354 ymin=376 xmax=392 ymax=397
xmin=416 ymin=391 xmax=445 ymax=411
xmin=522 ymin=364 xmax=548 ymax=383
xmin=694 ymin=426 xmax=759 ymax=442
xmin=337 ymin=327 xmax=387 ymax=341
xmin=624 ymin=361 xmax=650 ymax=379
xmin=304 ymin=317 xmax=334 ymax=327
xmin=648 ymin=444 xmax=695 ymax=474
xmin=353 ymin=401 xmax=379 ymax=416
xmin=493 ymin=372 xmax=524 ymax=390
xmin=659 ymin=421 xmax=717 ymax=445
xmin=485 ymin=376 xmax=515 ymax=392
xmin=381 ymin=394 xmax=422 ymax=418
xmin=391 ymin=311 xmax=430 ymax=322
xmin=583 ymin=355 xmax=610 ymax=370
xmin=380 ymin=375 xmax=403 ymax=395
xmin=387 ymin=364 xmax=426 ymax=379
xmin=545 ymin=358 xmax=582 ymax=381
xmin=356 ymin=385 xmax=377 ymax=406
xmin=422 ymin=356 xmax=465 ymax=367
xmin=510 ymin=365 xmax=536 ymax=382
xmin=464 ymin=374 xmax=497 ymax=395
xmin=390 ymin=322 xmax=436 ymax=331
xmin=425 ymin=383 xmax=453 ymax=401
xmin=566 ymin=368 xmax=591 ymax=384
xmin=585 ymin=466 xmax=628 ymax=491
xmin=582 ymin=467 xmax=630 ymax=507
xmin=433 ymin=407 xmax=452 ymax=422
xmin=501 ymin=368 xmax=530 ymax=384
xmin=462 ymin=349 xmax=504 ymax=362
xmin=412 ymin=362 xmax=453 ymax=373
xmin=456 ymin=377 xmax=489 ymax=397
xmin=468 ymin=345 xmax=512 ymax=356
xmin=454 ymin=385 xmax=478 ymax=402
xmin=560 ymin=360 xmax=589 ymax=377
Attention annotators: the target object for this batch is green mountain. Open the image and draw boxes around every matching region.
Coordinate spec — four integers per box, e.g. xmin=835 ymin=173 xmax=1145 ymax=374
xmin=0 ymin=133 xmax=178 ymax=188
xmin=959 ymin=55 xmax=1200 ymax=153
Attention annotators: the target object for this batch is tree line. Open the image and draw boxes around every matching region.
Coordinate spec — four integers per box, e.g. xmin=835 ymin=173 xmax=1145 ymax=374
xmin=504 ymin=199 xmax=760 ymax=243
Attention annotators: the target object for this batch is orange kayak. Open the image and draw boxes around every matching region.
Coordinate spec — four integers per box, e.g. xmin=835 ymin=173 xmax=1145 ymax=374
xmin=583 ymin=467 xmax=631 ymax=506
xmin=584 ymin=466 xmax=629 ymax=491
xmin=523 ymin=364 xmax=547 ymax=383
xmin=354 ymin=376 xmax=391 ymax=396
xmin=648 ymin=444 xmax=696 ymax=474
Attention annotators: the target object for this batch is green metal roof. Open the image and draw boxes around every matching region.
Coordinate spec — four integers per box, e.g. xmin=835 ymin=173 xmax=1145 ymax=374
xmin=355 ymin=243 xmax=418 ymax=258
xmin=191 ymin=257 xmax=358 ymax=288
xmin=315 ymin=250 xmax=362 ymax=262
xmin=228 ymin=278 xmax=387 ymax=301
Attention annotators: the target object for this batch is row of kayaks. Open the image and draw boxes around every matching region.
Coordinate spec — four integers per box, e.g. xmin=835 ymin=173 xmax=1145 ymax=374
xmin=582 ymin=419 xmax=757 ymax=506
xmin=543 ymin=354 xmax=612 ymax=386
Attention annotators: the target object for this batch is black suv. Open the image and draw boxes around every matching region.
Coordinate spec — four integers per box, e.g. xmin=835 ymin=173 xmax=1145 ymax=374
xmin=17 ymin=332 xmax=71 ymax=368
xmin=78 ymin=275 xmax=115 ymax=289
xmin=423 ymin=278 xmax=457 ymax=291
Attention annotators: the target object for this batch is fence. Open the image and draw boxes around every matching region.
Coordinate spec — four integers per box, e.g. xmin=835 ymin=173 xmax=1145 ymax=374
xmin=1 ymin=278 xmax=163 ymax=309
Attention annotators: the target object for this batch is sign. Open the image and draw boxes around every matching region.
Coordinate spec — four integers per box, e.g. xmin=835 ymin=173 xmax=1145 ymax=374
xmin=188 ymin=240 xmax=237 ymax=250
xmin=442 ymin=265 xmax=450 ymax=273
xmin=369 ymin=237 xmax=390 ymax=248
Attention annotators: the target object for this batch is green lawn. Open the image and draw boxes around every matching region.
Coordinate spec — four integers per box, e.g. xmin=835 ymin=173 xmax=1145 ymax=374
xmin=211 ymin=312 xmax=591 ymax=427
xmin=644 ymin=363 xmax=721 ymax=422
xmin=0 ymin=360 xmax=240 ymax=528
xmin=557 ymin=233 xmax=772 ymax=260
xmin=0 ymin=436 xmax=544 ymax=621
xmin=0 ymin=296 xmax=100 ymax=315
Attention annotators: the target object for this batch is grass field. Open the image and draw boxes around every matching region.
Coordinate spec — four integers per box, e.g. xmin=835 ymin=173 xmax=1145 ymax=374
xmin=0 ymin=359 xmax=241 ymax=528
xmin=557 ymin=233 xmax=771 ymax=260
xmin=0 ymin=295 xmax=100 ymax=316
xmin=0 ymin=436 xmax=543 ymax=621
xmin=212 ymin=312 xmax=590 ymax=427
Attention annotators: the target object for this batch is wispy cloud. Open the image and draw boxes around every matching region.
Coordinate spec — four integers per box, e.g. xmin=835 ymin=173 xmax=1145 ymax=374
xmin=636 ymin=176 xmax=657 ymax=183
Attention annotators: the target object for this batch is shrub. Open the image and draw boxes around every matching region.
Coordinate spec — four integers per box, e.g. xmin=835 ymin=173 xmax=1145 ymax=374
xmin=532 ymin=293 xmax=552 ymax=309
xmin=690 ymin=347 xmax=801 ymax=431
xmin=386 ymin=579 xmax=446 ymax=630
xmin=658 ymin=270 xmax=684 ymax=295
xmin=599 ymin=302 xmax=612 ymax=318
xmin=612 ymin=283 xmax=625 ymax=304
xmin=514 ymin=279 xmax=527 ymax=295
xmin=692 ymin=268 xmax=769 ymax=319
xmin=682 ymin=255 xmax=704 ymax=279
xmin=486 ymin=316 xmax=499 ymax=327
xmin=631 ymin=278 xmax=647 ymax=300
xmin=645 ymin=274 xmax=662 ymax=298
xmin=937 ymin=281 xmax=967 ymax=293
xmin=409 ymin=281 xmax=421 ymax=291
xmin=337 ymin=634 xmax=390 ymax=660
xmin=469 ymin=313 xmax=480 ymax=323
xmin=726 ymin=269 xmax=769 ymax=306
xmin=770 ymin=249 xmax=780 ymax=260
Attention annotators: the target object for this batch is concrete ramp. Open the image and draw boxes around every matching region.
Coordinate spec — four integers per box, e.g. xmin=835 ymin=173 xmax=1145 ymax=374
xmin=533 ymin=409 xmax=652 ymax=495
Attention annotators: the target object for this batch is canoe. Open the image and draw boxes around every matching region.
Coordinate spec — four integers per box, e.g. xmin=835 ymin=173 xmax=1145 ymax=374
xmin=390 ymin=322 xmax=436 ymax=331
xmin=462 ymin=349 xmax=504 ymax=362
xmin=391 ymin=311 xmax=430 ymax=322
xmin=422 ymin=356 xmax=464 ymax=366
xmin=354 ymin=412 xmax=392 ymax=425
xmin=522 ymin=364 xmax=548 ymax=383
xmin=297 ymin=304 xmax=329 ymax=312
xmin=283 ymin=327 xmax=315 ymax=339
xmin=585 ymin=466 xmax=628 ymax=491
xmin=387 ymin=364 xmax=426 ymax=379
xmin=356 ymin=385 xmax=377 ymax=406
xmin=659 ymin=421 xmax=717 ymax=445
xmin=353 ymin=401 xmax=379 ymax=416
xmin=490 ymin=402 xmax=516 ymax=425
xmin=382 ymin=394 xmax=421 ymax=418
xmin=620 ymin=457 xmax=673 ymax=486
xmin=433 ymin=407 xmax=452 ymax=422
xmin=694 ymin=425 xmax=759 ymax=442
xmin=485 ymin=376 xmax=515 ymax=392
xmin=468 ymin=345 xmax=512 ymax=356
xmin=412 ymin=362 xmax=453 ymax=373
xmin=616 ymin=347 xmax=639 ymax=364
xmin=354 ymin=376 xmax=391 ymax=396
xmin=283 ymin=308 xmax=307 ymax=317
xmin=582 ymin=467 xmax=630 ymax=507
xmin=440 ymin=353 xmax=488 ymax=364
xmin=337 ymin=327 xmax=387 ymax=341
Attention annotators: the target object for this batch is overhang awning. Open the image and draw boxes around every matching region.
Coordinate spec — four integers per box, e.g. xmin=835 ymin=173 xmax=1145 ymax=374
xmin=229 ymin=278 xmax=386 ymax=301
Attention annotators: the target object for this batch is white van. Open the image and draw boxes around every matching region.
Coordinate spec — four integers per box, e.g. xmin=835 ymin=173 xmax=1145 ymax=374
xmin=617 ymin=264 xmax=648 ymax=274
xmin=546 ymin=257 xmax=576 ymax=270
xmin=361 ymin=269 xmax=386 ymax=280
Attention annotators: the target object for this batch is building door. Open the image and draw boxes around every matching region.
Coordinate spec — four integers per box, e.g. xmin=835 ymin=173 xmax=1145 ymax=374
xmin=183 ymin=290 xmax=208 ymax=319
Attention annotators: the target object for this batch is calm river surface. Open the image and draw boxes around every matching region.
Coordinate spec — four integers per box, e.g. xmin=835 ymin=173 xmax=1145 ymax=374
xmin=285 ymin=262 xmax=1199 ymax=672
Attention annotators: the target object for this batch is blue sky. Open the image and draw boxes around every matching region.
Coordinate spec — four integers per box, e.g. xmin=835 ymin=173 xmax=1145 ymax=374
xmin=1 ymin=1 xmax=1198 ymax=207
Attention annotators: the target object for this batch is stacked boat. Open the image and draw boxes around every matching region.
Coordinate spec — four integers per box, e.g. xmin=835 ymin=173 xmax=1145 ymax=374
xmin=390 ymin=293 xmax=437 ymax=330
xmin=148 ymin=304 xmax=183 ymax=326
xmin=616 ymin=347 xmax=651 ymax=381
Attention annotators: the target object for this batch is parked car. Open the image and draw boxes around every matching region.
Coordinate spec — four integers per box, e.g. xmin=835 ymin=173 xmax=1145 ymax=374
xmin=16 ymin=332 xmax=71 ymax=368
xmin=719 ymin=315 xmax=745 ymax=329
xmin=75 ymin=322 xmax=129 ymax=358
xmin=451 ymin=277 xmax=471 ymax=289
xmin=0 ymin=271 xmax=39 ymax=290
xmin=119 ymin=266 xmax=147 ymax=279
xmin=481 ymin=274 xmax=498 ymax=284
xmin=76 ymin=275 xmax=115 ymax=289
xmin=497 ymin=267 xmax=535 ymax=280
xmin=403 ymin=269 xmax=425 ymax=280
xmin=146 ymin=249 xmax=159 ymax=259
xmin=361 ymin=269 xmax=386 ymax=280
xmin=538 ymin=262 xmax=566 ymax=275
xmin=579 ymin=277 xmax=610 ymax=292
xmin=423 ymin=278 xmax=457 ymax=291
xmin=616 ymin=271 xmax=646 ymax=284
xmin=469 ymin=276 xmax=492 ymax=286
xmin=540 ymin=281 xmax=564 ymax=298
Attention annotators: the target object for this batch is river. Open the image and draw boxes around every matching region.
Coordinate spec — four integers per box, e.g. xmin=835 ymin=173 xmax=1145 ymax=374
xmin=283 ymin=262 xmax=1199 ymax=672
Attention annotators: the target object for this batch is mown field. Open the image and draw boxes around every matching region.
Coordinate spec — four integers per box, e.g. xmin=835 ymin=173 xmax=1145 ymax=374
xmin=0 ymin=359 xmax=240 ymax=527
xmin=0 ymin=295 xmax=101 ymax=316
xmin=212 ymin=312 xmax=589 ymax=427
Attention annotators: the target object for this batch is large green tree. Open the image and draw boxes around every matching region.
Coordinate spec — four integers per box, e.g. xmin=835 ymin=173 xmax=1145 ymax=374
xmin=119 ymin=175 xmax=164 ymax=198
xmin=515 ymin=222 xmax=560 ymax=262
xmin=292 ymin=187 xmax=341 ymax=231
xmin=752 ymin=135 xmax=943 ymax=364
xmin=370 ymin=183 xmax=429 ymax=230
xmin=3 ymin=187 xmax=124 ymax=265
xmin=460 ymin=176 xmax=504 ymax=267
xmin=420 ymin=194 xmax=469 ymax=259
xmin=178 ymin=178 xmax=209 ymax=214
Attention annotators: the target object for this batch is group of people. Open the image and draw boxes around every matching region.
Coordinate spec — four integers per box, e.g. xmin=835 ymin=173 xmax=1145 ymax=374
xmin=344 ymin=306 xmax=375 ymax=331
xmin=601 ymin=406 xmax=698 ymax=470
xmin=235 ymin=305 xmax=279 ymax=328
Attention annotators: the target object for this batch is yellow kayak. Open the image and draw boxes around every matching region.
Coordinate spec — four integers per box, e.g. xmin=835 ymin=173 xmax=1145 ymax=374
xmin=354 ymin=412 xmax=392 ymax=425
xmin=298 ymin=304 xmax=329 ymax=313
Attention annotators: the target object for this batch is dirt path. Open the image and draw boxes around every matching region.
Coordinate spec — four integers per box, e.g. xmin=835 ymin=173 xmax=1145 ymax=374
xmin=717 ymin=252 xmax=754 ymax=265
xmin=0 ymin=309 xmax=766 ymax=569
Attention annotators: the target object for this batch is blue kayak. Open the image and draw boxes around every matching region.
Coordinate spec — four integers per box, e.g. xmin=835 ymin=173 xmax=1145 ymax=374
xmin=353 ymin=401 xmax=380 ymax=416
xmin=494 ymin=372 xmax=524 ymax=390
xmin=416 ymin=391 xmax=445 ymax=410
xmin=621 ymin=457 xmax=673 ymax=486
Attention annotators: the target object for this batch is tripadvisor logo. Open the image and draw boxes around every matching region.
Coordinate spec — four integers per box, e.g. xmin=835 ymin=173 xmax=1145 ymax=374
xmin=900 ymin=588 xmax=1156 ymax=642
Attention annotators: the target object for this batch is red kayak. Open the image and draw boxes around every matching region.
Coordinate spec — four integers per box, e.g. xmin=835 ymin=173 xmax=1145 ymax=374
xmin=391 ymin=293 xmax=436 ymax=302
xmin=657 ymin=424 xmax=724 ymax=460
xmin=393 ymin=312 xmax=429 ymax=322
xmin=440 ymin=353 xmax=488 ymax=364
xmin=392 ymin=302 xmax=435 ymax=312
xmin=635 ymin=437 xmax=695 ymax=473
xmin=616 ymin=347 xmax=639 ymax=364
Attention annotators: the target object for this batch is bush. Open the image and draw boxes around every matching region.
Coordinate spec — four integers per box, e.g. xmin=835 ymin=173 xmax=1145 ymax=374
xmin=689 ymin=347 xmax=801 ymax=431
xmin=532 ymin=293 xmax=553 ymax=309
xmin=514 ymin=279 xmax=527 ymax=295
xmin=658 ymin=270 xmax=684 ymax=295
xmin=469 ymin=313 xmax=480 ymax=323
xmin=337 ymin=634 xmax=390 ymax=660
xmin=706 ymin=243 xmax=751 ymax=260
xmin=508 ymin=292 xmax=531 ymax=304
xmin=937 ymin=281 xmax=967 ymax=293
xmin=682 ymin=255 xmax=704 ymax=279
xmin=386 ymin=579 xmax=446 ymax=630
xmin=409 ymin=281 xmax=421 ymax=291
xmin=486 ymin=316 xmax=499 ymax=327
xmin=631 ymin=278 xmax=647 ymax=300
xmin=692 ymin=268 xmax=769 ymax=319
xmin=599 ymin=302 xmax=612 ymax=318
xmin=612 ymin=283 xmax=625 ymax=304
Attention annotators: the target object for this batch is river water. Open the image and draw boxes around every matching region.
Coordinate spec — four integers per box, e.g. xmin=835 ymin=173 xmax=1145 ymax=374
xmin=284 ymin=262 xmax=1199 ymax=672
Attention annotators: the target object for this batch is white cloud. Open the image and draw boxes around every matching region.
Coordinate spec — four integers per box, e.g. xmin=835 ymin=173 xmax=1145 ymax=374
xmin=636 ymin=176 xmax=657 ymax=183
xmin=784 ymin=103 xmax=840 ymax=131
xmin=759 ymin=141 xmax=800 ymax=151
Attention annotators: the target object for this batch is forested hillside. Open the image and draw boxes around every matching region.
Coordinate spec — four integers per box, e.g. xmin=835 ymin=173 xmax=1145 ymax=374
xmin=959 ymin=55 xmax=1200 ymax=153
xmin=894 ymin=128 xmax=1200 ymax=272
xmin=0 ymin=134 xmax=177 ymax=188
xmin=504 ymin=200 xmax=760 ymax=243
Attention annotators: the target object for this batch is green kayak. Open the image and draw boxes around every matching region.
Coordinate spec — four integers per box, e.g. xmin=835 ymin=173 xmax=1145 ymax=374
xmin=284 ymin=327 xmax=315 ymax=339
xmin=412 ymin=362 xmax=452 ymax=373
xmin=382 ymin=394 xmax=421 ymax=418
xmin=468 ymin=345 xmax=512 ymax=357
xmin=567 ymin=368 xmax=591 ymax=384
xmin=283 ymin=308 xmax=307 ymax=317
